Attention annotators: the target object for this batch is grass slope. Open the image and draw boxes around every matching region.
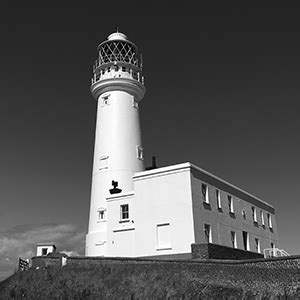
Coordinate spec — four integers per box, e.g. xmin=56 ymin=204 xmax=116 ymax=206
xmin=0 ymin=263 xmax=298 ymax=299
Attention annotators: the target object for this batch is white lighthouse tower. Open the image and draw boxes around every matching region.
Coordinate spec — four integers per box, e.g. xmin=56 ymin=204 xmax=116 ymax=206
xmin=86 ymin=32 xmax=146 ymax=256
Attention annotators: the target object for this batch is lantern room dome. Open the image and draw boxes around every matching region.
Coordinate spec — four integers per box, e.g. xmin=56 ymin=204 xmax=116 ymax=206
xmin=108 ymin=32 xmax=128 ymax=41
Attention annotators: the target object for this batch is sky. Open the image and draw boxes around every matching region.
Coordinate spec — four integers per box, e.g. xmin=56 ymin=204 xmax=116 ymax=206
xmin=1 ymin=2 xmax=300 ymax=280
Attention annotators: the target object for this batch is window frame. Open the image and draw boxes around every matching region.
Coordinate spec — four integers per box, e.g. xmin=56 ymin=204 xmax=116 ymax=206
xmin=120 ymin=204 xmax=129 ymax=221
xmin=216 ymin=189 xmax=221 ymax=209
xmin=228 ymin=195 xmax=234 ymax=213
xmin=204 ymin=223 xmax=212 ymax=243
xmin=252 ymin=206 xmax=257 ymax=223
xmin=230 ymin=231 xmax=237 ymax=248
xmin=202 ymin=183 xmax=209 ymax=204
xmin=136 ymin=145 xmax=143 ymax=160
xmin=261 ymin=210 xmax=265 ymax=226
xmin=267 ymin=213 xmax=272 ymax=229
xmin=255 ymin=238 xmax=261 ymax=253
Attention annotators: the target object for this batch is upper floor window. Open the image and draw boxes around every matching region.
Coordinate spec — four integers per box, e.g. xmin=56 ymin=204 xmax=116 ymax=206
xmin=260 ymin=210 xmax=265 ymax=226
xmin=216 ymin=189 xmax=221 ymax=209
xmin=120 ymin=204 xmax=129 ymax=220
xmin=204 ymin=223 xmax=212 ymax=243
xmin=267 ymin=213 xmax=272 ymax=228
xmin=228 ymin=195 xmax=234 ymax=213
xmin=242 ymin=210 xmax=246 ymax=220
xmin=252 ymin=206 xmax=257 ymax=223
xmin=202 ymin=184 xmax=209 ymax=203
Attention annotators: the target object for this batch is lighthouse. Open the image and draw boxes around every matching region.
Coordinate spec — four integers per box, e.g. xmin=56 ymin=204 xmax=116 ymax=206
xmin=86 ymin=32 xmax=146 ymax=256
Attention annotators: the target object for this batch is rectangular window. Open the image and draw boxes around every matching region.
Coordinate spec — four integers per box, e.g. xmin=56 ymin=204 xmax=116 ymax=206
xmin=255 ymin=238 xmax=260 ymax=253
xmin=101 ymin=94 xmax=110 ymax=106
xmin=98 ymin=209 xmax=105 ymax=221
xmin=261 ymin=210 xmax=265 ymax=226
xmin=230 ymin=231 xmax=237 ymax=248
xmin=120 ymin=204 xmax=129 ymax=220
xmin=157 ymin=223 xmax=171 ymax=249
xmin=228 ymin=195 xmax=234 ymax=213
xmin=216 ymin=189 xmax=221 ymax=209
xmin=204 ymin=224 xmax=212 ymax=243
xmin=132 ymin=97 xmax=139 ymax=108
xmin=252 ymin=206 xmax=257 ymax=223
xmin=202 ymin=184 xmax=209 ymax=203
xmin=42 ymin=248 xmax=48 ymax=256
xmin=136 ymin=146 xmax=143 ymax=160
xmin=242 ymin=231 xmax=249 ymax=251
xmin=267 ymin=213 xmax=272 ymax=228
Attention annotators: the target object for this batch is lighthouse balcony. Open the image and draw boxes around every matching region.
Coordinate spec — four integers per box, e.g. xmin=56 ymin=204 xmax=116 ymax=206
xmin=91 ymin=67 xmax=144 ymax=85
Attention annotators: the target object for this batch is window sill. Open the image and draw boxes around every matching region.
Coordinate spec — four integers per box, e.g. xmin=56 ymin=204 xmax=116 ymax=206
xmin=119 ymin=219 xmax=130 ymax=223
xmin=156 ymin=247 xmax=172 ymax=251
xmin=97 ymin=220 xmax=106 ymax=223
xmin=229 ymin=212 xmax=235 ymax=218
xmin=203 ymin=202 xmax=211 ymax=210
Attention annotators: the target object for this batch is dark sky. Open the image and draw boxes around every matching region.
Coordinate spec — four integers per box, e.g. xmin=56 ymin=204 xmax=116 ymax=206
xmin=0 ymin=2 xmax=300 ymax=276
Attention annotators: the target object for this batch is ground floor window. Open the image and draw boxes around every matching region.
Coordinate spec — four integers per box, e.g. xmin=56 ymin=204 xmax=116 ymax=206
xmin=242 ymin=231 xmax=249 ymax=251
xmin=204 ymin=224 xmax=212 ymax=243
xmin=157 ymin=223 xmax=171 ymax=249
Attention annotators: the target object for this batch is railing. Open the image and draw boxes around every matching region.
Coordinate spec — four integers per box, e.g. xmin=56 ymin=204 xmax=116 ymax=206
xmin=93 ymin=57 xmax=140 ymax=71
xmin=263 ymin=248 xmax=290 ymax=258
xmin=91 ymin=67 xmax=144 ymax=85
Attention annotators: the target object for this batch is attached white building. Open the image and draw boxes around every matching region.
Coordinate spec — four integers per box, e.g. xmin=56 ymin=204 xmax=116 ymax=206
xmin=86 ymin=32 xmax=278 ymax=258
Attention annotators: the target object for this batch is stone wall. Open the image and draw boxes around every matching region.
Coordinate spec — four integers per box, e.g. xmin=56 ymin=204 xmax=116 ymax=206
xmin=191 ymin=243 xmax=264 ymax=260
xmin=31 ymin=256 xmax=61 ymax=268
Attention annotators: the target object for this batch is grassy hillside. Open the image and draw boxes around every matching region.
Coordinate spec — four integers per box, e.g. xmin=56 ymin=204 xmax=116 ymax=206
xmin=0 ymin=262 xmax=297 ymax=299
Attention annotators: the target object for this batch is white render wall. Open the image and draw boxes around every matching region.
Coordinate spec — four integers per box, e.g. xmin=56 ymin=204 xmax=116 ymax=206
xmin=36 ymin=245 xmax=55 ymax=256
xmin=103 ymin=162 xmax=278 ymax=258
xmin=104 ymin=164 xmax=195 ymax=257
xmin=133 ymin=164 xmax=195 ymax=257
xmin=86 ymin=90 xmax=144 ymax=256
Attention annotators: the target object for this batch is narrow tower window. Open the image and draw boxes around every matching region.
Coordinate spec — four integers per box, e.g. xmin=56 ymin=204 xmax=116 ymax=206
xmin=201 ymin=184 xmax=209 ymax=203
xmin=97 ymin=209 xmax=105 ymax=221
xmin=132 ymin=97 xmax=139 ymax=108
xmin=136 ymin=146 xmax=143 ymax=160
xmin=101 ymin=94 xmax=110 ymax=106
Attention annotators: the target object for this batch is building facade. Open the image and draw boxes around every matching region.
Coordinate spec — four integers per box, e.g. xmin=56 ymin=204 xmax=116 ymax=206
xmin=86 ymin=32 xmax=278 ymax=258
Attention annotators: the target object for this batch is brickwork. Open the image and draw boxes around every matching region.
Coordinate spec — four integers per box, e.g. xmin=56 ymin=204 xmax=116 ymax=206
xmin=191 ymin=243 xmax=263 ymax=260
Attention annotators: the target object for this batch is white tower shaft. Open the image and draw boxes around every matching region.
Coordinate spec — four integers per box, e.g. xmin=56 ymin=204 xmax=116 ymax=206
xmin=86 ymin=32 xmax=145 ymax=256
